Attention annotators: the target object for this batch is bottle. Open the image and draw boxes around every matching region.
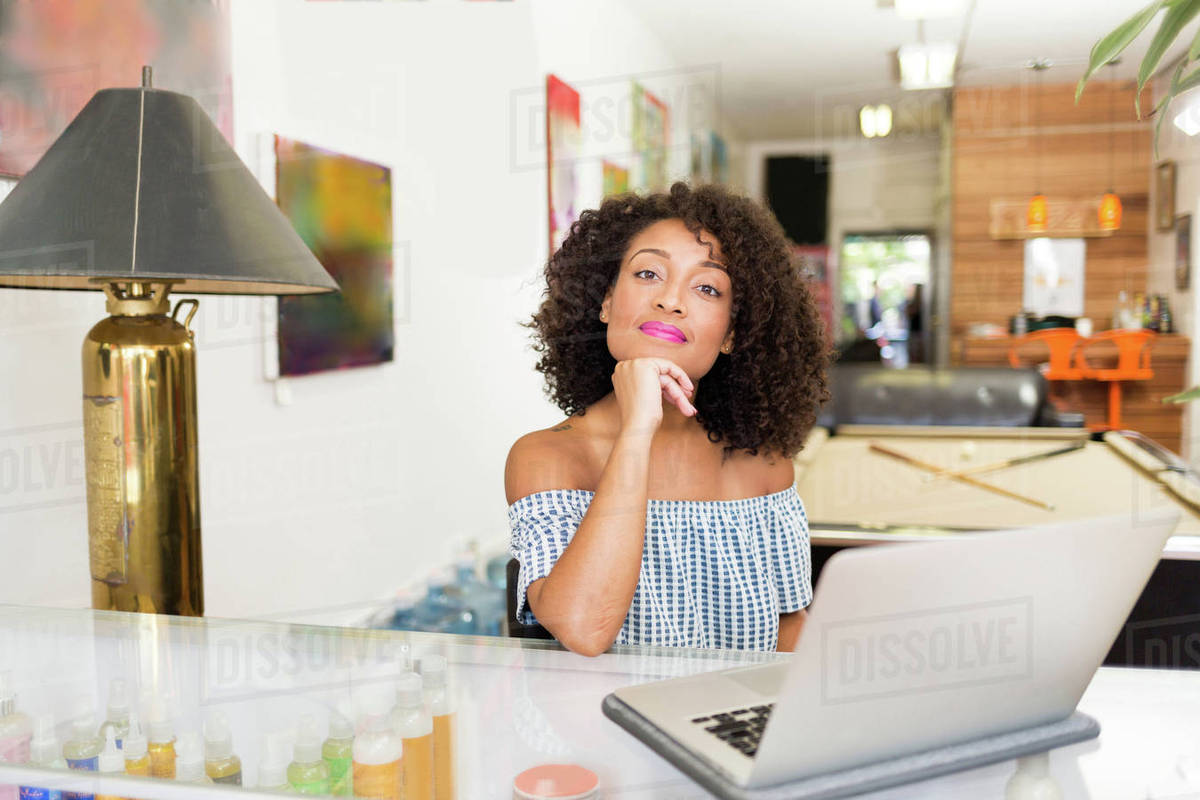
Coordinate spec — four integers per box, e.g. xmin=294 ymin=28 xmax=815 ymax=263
xmin=0 ymin=672 xmax=33 ymax=800
xmin=287 ymin=715 xmax=330 ymax=795
xmin=18 ymin=714 xmax=66 ymax=800
xmin=174 ymin=732 xmax=209 ymax=785
xmin=322 ymin=706 xmax=354 ymax=797
xmin=392 ymin=673 xmax=433 ymax=800
xmin=1160 ymin=296 xmax=1174 ymax=333
xmin=96 ymin=681 xmax=129 ymax=750
xmin=256 ymin=732 xmax=290 ymax=792
xmin=93 ymin=729 xmax=123 ymax=800
xmin=122 ymin=719 xmax=149 ymax=777
xmin=418 ymin=656 xmax=455 ymax=800
xmin=145 ymin=703 xmax=175 ymax=779
xmin=455 ymin=550 xmax=505 ymax=637
xmin=1114 ymin=290 xmax=1130 ymax=329
xmin=202 ymin=711 xmax=240 ymax=785
xmin=352 ymin=687 xmax=402 ymax=800
xmin=61 ymin=713 xmax=102 ymax=800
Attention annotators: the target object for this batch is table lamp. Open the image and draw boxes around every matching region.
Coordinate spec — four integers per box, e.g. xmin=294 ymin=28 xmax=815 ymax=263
xmin=0 ymin=68 xmax=338 ymax=616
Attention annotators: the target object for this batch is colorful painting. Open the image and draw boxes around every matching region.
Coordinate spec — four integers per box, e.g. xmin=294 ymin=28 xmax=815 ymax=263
xmin=547 ymin=74 xmax=581 ymax=256
xmin=632 ymin=82 xmax=668 ymax=192
xmin=602 ymin=161 xmax=629 ymax=197
xmin=275 ymin=136 xmax=394 ymax=377
xmin=0 ymin=0 xmax=232 ymax=177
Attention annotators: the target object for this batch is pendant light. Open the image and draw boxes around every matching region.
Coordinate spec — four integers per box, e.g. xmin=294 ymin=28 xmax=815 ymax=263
xmin=1098 ymin=61 xmax=1123 ymax=231
xmin=1027 ymin=59 xmax=1051 ymax=232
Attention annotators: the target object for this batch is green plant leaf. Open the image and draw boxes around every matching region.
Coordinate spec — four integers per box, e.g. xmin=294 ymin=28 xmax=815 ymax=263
xmin=1188 ymin=15 xmax=1200 ymax=59
xmin=1077 ymin=0 xmax=1167 ymax=103
xmin=1152 ymin=59 xmax=1188 ymax=157
xmin=1165 ymin=385 xmax=1200 ymax=403
xmin=1138 ymin=0 xmax=1200 ymax=116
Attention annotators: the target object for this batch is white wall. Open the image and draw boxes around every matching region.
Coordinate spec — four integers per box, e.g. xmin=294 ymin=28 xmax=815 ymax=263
xmin=0 ymin=0 xmax=738 ymax=623
xmin=1149 ymin=71 xmax=1200 ymax=466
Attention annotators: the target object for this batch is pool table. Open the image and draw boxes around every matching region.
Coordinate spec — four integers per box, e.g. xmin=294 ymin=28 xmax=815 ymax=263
xmin=792 ymin=425 xmax=1200 ymax=669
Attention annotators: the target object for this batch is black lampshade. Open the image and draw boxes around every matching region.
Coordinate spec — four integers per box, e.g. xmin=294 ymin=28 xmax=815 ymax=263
xmin=0 ymin=85 xmax=338 ymax=294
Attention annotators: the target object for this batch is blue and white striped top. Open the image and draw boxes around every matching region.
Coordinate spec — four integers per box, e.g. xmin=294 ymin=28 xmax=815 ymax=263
xmin=507 ymin=483 xmax=813 ymax=651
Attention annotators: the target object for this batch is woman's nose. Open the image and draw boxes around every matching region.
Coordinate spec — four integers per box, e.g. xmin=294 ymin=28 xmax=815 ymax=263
xmin=655 ymin=282 xmax=686 ymax=315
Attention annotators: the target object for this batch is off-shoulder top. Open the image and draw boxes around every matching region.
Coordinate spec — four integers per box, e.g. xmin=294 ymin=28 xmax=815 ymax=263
xmin=507 ymin=483 xmax=812 ymax=651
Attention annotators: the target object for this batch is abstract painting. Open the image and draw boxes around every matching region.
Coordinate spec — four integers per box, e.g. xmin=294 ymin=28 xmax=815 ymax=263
xmin=0 ymin=0 xmax=232 ymax=177
xmin=275 ymin=136 xmax=394 ymax=377
xmin=602 ymin=161 xmax=629 ymax=197
xmin=632 ymin=82 xmax=668 ymax=192
xmin=547 ymin=74 xmax=581 ymax=256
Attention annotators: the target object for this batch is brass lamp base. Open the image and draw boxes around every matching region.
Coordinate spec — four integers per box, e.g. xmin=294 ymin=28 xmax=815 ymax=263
xmin=83 ymin=281 xmax=203 ymax=615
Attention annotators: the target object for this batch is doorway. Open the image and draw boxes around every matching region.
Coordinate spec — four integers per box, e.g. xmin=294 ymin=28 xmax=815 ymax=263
xmin=838 ymin=231 xmax=933 ymax=368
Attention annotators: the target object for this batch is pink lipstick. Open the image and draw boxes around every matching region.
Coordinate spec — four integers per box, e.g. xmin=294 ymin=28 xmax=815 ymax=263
xmin=639 ymin=321 xmax=686 ymax=343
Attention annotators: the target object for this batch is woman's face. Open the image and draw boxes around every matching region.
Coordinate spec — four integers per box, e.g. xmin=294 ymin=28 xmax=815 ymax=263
xmin=599 ymin=218 xmax=734 ymax=382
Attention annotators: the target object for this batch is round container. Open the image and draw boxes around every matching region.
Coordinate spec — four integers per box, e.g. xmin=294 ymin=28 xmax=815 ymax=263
xmin=513 ymin=764 xmax=599 ymax=800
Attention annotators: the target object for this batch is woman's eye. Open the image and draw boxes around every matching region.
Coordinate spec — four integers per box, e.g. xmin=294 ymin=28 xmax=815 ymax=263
xmin=699 ymin=285 xmax=722 ymax=297
xmin=634 ymin=269 xmax=658 ymax=279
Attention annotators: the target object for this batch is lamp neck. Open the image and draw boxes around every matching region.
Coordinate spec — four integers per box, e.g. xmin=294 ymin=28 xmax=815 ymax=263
xmin=102 ymin=281 xmax=174 ymax=317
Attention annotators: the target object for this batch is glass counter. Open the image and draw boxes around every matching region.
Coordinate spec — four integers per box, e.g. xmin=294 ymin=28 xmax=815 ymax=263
xmin=0 ymin=605 xmax=783 ymax=799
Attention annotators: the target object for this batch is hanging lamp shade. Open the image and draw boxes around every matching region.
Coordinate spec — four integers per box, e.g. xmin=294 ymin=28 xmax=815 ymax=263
xmin=1027 ymin=193 xmax=1048 ymax=232
xmin=0 ymin=85 xmax=338 ymax=294
xmin=1099 ymin=191 xmax=1122 ymax=231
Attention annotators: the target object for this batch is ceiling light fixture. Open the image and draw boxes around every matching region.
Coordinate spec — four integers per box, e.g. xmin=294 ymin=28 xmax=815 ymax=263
xmin=859 ymin=104 xmax=894 ymax=138
xmin=897 ymin=21 xmax=957 ymax=90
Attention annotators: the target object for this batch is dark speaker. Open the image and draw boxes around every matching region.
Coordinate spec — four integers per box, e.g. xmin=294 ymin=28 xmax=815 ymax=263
xmin=765 ymin=155 xmax=830 ymax=245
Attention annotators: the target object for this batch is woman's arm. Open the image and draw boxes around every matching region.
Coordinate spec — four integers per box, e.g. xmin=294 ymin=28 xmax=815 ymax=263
xmin=777 ymin=608 xmax=807 ymax=652
xmin=510 ymin=429 xmax=653 ymax=657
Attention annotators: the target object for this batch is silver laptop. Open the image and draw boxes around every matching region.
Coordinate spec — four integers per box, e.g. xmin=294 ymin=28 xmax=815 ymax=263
xmin=605 ymin=509 xmax=1178 ymax=792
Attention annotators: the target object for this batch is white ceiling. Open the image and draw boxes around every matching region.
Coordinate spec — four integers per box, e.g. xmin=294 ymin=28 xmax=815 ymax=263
xmin=622 ymin=0 xmax=1192 ymax=141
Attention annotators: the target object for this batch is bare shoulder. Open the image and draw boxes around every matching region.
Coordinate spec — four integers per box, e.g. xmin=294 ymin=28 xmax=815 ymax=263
xmin=504 ymin=419 xmax=589 ymax=505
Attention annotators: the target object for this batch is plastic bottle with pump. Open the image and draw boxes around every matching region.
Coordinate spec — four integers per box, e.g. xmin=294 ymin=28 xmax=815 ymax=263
xmin=352 ymin=687 xmax=402 ymax=800
xmin=256 ymin=732 xmax=290 ymax=792
xmin=121 ymin=718 xmax=149 ymax=777
xmin=392 ymin=672 xmax=434 ymax=800
xmin=0 ymin=672 xmax=33 ymax=800
xmin=93 ymin=729 xmax=123 ymax=800
xmin=288 ymin=715 xmax=331 ymax=794
xmin=202 ymin=711 xmax=241 ymax=785
xmin=18 ymin=714 xmax=66 ymax=800
xmin=174 ymin=732 xmax=209 ymax=785
xmin=61 ymin=712 xmax=102 ymax=800
xmin=418 ymin=656 xmax=455 ymax=800
xmin=145 ymin=702 xmax=175 ymax=779
xmin=322 ymin=705 xmax=354 ymax=797
xmin=96 ymin=681 xmax=129 ymax=750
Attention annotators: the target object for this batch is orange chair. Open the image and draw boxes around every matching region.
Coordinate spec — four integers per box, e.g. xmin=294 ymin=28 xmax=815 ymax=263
xmin=1076 ymin=330 xmax=1156 ymax=430
xmin=1007 ymin=328 xmax=1085 ymax=380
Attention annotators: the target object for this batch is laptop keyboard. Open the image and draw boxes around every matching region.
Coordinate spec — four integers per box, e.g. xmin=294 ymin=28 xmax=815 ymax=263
xmin=690 ymin=704 xmax=774 ymax=758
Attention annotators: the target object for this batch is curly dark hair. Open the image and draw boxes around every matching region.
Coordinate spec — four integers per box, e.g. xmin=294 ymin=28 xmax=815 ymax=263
xmin=522 ymin=181 xmax=830 ymax=461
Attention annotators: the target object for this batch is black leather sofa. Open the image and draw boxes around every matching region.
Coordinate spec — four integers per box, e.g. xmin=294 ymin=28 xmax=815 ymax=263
xmin=817 ymin=364 xmax=1085 ymax=429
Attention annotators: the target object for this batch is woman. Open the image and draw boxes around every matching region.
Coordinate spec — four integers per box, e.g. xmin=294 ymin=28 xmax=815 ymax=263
xmin=505 ymin=182 xmax=829 ymax=656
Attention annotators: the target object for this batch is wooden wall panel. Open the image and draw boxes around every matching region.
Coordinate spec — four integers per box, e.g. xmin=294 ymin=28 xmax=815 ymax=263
xmin=952 ymin=81 xmax=1189 ymax=452
xmin=951 ymin=81 xmax=1151 ymax=344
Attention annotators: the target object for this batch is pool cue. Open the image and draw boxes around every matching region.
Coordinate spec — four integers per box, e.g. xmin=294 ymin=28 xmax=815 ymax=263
xmin=929 ymin=441 xmax=1086 ymax=480
xmin=869 ymin=442 xmax=1056 ymax=511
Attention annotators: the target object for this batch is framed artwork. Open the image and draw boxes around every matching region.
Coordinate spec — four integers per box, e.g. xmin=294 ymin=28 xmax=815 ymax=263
xmin=602 ymin=161 xmax=629 ymax=197
xmin=546 ymin=74 xmax=581 ymax=256
xmin=710 ymin=131 xmax=728 ymax=184
xmin=1156 ymin=160 xmax=1177 ymax=232
xmin=1177 ymin=214 xmax=1192 ymax=291
xmin=1023 ymin=237 xmax=1086 ymax=317
xmin=0 ymin=0 xmax=232 ymax=177
xmin=274 ymin=136 xmax=395 ymax=377
xmin=632 ymin=82 xmax=668 ymax=192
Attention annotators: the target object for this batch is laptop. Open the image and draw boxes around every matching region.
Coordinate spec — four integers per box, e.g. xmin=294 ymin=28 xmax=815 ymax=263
xmin=604 ymin=509 xmax=1178 ymax=795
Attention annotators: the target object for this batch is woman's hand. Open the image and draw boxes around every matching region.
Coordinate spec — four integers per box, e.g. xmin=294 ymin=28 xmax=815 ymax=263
xmin=612 ymin=357 xmax=696 ymax=437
